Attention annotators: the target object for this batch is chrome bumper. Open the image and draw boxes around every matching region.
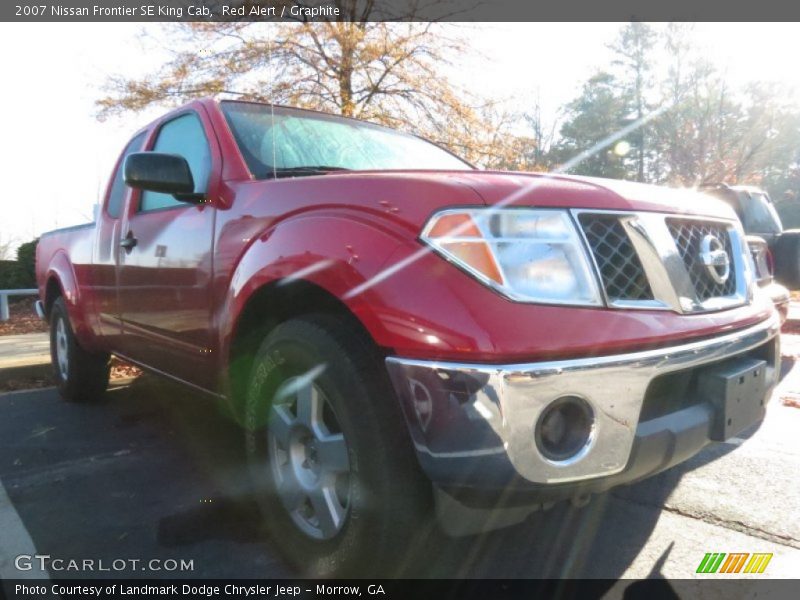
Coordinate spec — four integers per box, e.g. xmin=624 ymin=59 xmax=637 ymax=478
xmin=761 ymin=282 xmax=790 ymax=323
xmin=385 ymin=314 xmax=780 ymax=486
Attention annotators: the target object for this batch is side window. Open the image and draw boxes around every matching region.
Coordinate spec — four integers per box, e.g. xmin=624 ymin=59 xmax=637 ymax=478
xmin=140 ymin=113 xmax=211 ymax=212
xmin=106 ymin=132 xmax=146 ymax=218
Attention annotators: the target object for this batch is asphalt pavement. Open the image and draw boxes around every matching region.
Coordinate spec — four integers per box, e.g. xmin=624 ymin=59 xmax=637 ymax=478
xmin=0 ymin=341 xmax=798 ymax=588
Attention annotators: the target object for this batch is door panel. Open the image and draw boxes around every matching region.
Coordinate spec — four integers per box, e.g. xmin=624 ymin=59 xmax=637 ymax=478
xmin=117 ymin=205 xmax=216 ymax=387
xmin=116 ymin=110 xmax=218 ymax=389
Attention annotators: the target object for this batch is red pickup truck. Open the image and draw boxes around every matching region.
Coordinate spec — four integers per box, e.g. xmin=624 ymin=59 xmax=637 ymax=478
xmin=36 ymin=98 xmax=780 ymax=575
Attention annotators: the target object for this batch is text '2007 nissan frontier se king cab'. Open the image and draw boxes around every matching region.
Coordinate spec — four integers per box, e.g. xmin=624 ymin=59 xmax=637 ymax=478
xmin=35 ymin=98 xmax=780 ymax=576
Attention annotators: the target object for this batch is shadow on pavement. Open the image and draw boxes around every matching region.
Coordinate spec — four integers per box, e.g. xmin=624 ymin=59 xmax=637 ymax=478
xmin=110 ymin=375 xmax=686 ymax=582
xmin=157 ymin=496 xmax=263 ymax=547
xmin=0 ymin=371 xmax=722 ymax=583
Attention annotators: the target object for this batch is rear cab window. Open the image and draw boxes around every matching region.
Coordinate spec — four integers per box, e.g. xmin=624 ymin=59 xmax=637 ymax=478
xmin=106 ymin=132 xmax=146 ymax=218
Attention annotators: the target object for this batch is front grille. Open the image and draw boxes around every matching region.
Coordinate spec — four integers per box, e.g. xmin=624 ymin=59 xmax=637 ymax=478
xmin=666 ymin=219 xmax=737 ymax=300
xmin=578 ymin=215 xmax=653 ymax=301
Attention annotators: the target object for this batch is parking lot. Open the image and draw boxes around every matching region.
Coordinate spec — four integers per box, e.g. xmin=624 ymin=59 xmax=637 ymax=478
xmin=0 ymin=338 xmax=798 ymax=587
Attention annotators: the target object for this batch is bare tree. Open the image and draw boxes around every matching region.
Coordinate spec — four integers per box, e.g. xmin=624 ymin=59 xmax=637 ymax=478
xmin=99 ymin=13 xmax=555 ymax=168
xmin=97 ymin=8 xmax=482 ymax=137
xmin=647 ymin=24 xmax=800 ymax=188
xmin=102 ymin=22 xmax=465 ymax=122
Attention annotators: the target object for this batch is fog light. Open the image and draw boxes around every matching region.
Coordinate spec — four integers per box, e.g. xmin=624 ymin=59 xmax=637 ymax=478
xmin=535 ymin=396 xmax=594 ymax=462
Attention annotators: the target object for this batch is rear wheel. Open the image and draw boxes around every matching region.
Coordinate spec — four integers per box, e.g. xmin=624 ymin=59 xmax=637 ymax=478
xmin=244 ymin=316 xmax=431 ymax=577
xmin=49 ymin=297 xmax=110 ymax=402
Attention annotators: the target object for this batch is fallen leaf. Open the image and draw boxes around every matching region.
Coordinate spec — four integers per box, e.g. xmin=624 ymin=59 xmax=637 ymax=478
xmin=781 ymin=396 xmax=800 ymax=409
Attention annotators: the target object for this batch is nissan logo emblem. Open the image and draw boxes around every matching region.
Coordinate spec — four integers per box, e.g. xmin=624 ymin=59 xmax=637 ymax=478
xmin=699 ymin=234 xmax=730 ymax=284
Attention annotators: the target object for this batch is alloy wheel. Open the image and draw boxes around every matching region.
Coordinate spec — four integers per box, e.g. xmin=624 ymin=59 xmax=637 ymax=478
xmin=267 ymin=371 xmax=352 ymax=540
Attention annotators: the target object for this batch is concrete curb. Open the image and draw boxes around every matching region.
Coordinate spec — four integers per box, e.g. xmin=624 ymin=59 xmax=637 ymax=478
xmin=0 ymin=362 xmax=53 ymax=386
xmin=0 ymin=331 xmax=52 ymax=388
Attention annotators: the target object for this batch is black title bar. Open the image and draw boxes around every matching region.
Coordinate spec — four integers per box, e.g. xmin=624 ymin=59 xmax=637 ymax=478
xmin=3 ymin=579 xmax=800 ymax=600
xmin=4 ymin=0 xmax=800 ymax=22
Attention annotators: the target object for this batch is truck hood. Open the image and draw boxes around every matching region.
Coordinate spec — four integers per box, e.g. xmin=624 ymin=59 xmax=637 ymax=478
xmin=233 ymin=169 xmax=738 ymax=241
xmin=451 ymin=170 xmax=738 ymax=220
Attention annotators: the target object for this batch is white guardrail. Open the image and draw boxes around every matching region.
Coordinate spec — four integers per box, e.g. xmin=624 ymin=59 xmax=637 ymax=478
xmin=0 ymin=289 xmax=38 ymax=321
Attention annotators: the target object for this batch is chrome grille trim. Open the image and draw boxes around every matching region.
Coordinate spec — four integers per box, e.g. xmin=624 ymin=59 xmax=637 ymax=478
xmin=572 ymin=210 xmax=752 ymax=314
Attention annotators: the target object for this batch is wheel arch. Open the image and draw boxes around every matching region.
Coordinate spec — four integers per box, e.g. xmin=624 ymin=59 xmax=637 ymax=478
xmin=44 ymin=274 xmax=63 ymax=317
xmin=216 ymin=213 xmax=414 ymax=418
xmin=225 ymin=278 xmax=385 ymax=423
xmin=40 ymin=252 xmax=103 ymax=352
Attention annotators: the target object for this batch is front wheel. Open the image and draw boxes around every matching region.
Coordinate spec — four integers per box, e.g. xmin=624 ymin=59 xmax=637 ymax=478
xmin=244 ymin=316 xmax=431 ymax=577
xmin=49 ymin=297 xmax=110 ymax=402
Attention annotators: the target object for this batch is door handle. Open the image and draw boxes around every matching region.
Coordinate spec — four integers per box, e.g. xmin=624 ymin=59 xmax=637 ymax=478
xmin=120 ymin=232 xmax=138 ymax=251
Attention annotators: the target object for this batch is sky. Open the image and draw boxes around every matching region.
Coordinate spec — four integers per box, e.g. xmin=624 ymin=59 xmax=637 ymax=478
xmin=1 ymin=22 xmax=800 ymax=255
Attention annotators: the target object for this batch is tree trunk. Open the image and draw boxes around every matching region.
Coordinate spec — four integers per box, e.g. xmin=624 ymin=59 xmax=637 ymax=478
xmin=636 ymin=62 xmax=645 ymax=182
xmin=338 ymin=33 xmax=355 ymax=117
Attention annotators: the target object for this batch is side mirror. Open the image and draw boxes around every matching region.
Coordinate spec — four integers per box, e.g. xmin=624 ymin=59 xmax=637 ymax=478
xmin=124 ymin=152 xmax=203 ymax=202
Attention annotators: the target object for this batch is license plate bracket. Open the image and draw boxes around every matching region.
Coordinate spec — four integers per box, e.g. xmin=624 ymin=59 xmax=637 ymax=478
xmin=697 ymin=357 xmax=768 ymax=441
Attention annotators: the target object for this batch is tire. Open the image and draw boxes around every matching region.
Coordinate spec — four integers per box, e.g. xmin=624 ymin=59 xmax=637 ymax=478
xmin=49 ymin=297 xmax=110 ymax=402
xmin=774 ymin=232 xmax=800 ymax=290
xmin=244 ymin=315 xmax=431 ymax=577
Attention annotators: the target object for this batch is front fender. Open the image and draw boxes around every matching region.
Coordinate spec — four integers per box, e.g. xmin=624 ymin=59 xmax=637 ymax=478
xmin=218 ymin=213 xmax=411 ymax=366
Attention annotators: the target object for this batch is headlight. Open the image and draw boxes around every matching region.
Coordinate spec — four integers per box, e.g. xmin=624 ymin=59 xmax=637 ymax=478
xmin=421 ymin=208 xmax=603 ymax=306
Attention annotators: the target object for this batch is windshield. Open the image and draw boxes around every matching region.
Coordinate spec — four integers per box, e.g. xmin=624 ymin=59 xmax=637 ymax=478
xmin=743 ymin=192 xmax=783 ymax=234
xmin=220 ymin=101 xmax=472 ymax=179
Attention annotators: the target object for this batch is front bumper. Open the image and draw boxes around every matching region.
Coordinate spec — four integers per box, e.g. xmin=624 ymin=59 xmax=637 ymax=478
xmin=385 ymin=314 xmax=780 ymax=503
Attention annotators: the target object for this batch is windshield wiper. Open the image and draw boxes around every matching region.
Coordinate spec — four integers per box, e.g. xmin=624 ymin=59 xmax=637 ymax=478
xmin=266 ymin=165 xmax=352 ymax=178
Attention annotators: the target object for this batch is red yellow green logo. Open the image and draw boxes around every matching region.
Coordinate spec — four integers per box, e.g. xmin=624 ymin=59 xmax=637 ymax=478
xmin=696 ymin=552 xmax=773 ymax=574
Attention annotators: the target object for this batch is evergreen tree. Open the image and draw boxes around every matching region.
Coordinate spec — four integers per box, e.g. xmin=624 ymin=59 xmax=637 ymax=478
xmin=555 ymin=72 xmax=630 ymax=179
xmin=609 ymin=23 xmax=657 ymax=182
